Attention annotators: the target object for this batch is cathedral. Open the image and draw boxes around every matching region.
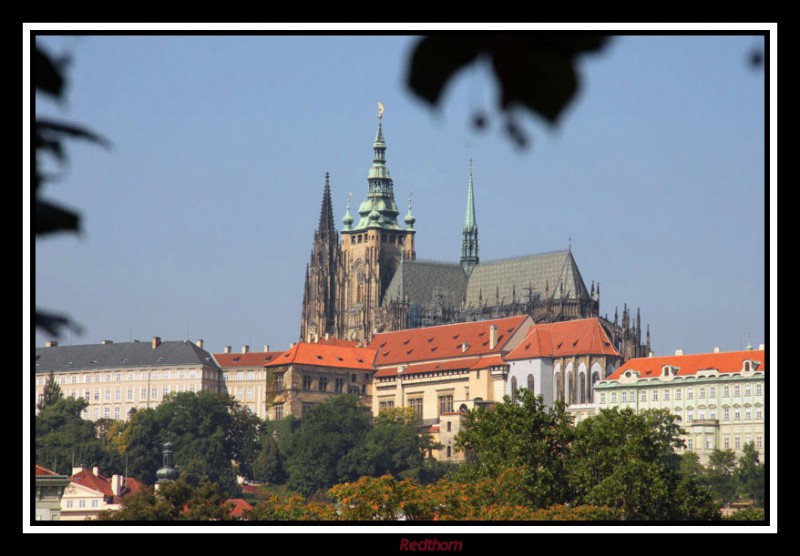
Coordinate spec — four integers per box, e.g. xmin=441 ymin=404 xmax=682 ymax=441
xmin=300 ymin=109 xmax=649 ymax=360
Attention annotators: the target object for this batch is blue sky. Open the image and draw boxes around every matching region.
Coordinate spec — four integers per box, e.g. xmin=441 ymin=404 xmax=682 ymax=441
xmin=30 ymin=31 xmax=770 ymax=357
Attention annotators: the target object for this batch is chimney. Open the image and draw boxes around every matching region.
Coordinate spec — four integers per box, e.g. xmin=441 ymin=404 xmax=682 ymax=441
xmin=111 ymin=474 xmax=122 ymax=496
xmin=224 ymin=345 xmax=231 ymax=354
xmin=102 ymin=340 xmax=113 ymax=345
xmin=152 ymin=336 xmax=161 ymax=350
xmin=489 ymin=324 xmax=498 ymax=350
xmin=713 ymin=346 xmax=720 ymax=353
xmin=45 ymin=340 xmax=58 ymax=347
xmin=758 ymin=343 xmax=765 ymax=351
xmin=314 ymin=333 xmax=319 ymax=343
xmin=195 ymin=339 xmax=204 ymax=349
xmin=264 ymin=344 xmax=270 ymax=352
xmin=675 ymin=349 xmax=684 ymax=356
xmin=242 ymin=345 xmax=249 ymax=354
xmin=324 ymin=333 xmax=330 ymax=341
xmin=93 ymin=466 xmax=100 ymax=477
xmin=72 ymin=466 xmax=83 ymax=476
xmin=648 ymin=351 xmax=654 ymax=358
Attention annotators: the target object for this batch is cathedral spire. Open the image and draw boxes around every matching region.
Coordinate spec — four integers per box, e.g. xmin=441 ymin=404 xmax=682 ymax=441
xmin=318 ymin=172 xmax=336 ymax=239
xmin=461 ymin=159 xmax=479 ymax=277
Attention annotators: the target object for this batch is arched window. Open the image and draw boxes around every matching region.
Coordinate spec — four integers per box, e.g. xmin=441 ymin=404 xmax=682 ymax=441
xmin=555 ymin=372 xmax=564 ymax=403
xmin=591 ymin=372 xmax=600 ymax=403
xmin=527 ymin=374 xmax=535 ymax=393
xmin=511 ymin=376 xmax=518 ymax=403
xmin=459 ymin=404 xmax=468 ymax=413
xmin=566 ymin=372 xmax=573 ymax=405
xmin=578 ymin=373 xmax=586 ymax=404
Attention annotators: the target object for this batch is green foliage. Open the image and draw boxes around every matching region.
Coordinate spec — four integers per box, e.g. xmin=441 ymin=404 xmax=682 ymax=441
xmin=724 ymin=507 xmax=766 ymax=521
xmin=283 ymin=394 xmax=372 ymax=496
xmin=98 ymin=480 xmax=235 ymax=521
xmin=454 ymin=389 xmax=574 ymax=508
xmin=250 ymin=434 xmax=286 ymax=484
xmin=705 ymin=449 xmax=739 ymax=506
xmin=737 ymin=442 xmax=765 ymax=507
xmin=37 ymin=371 xmax=63 ymax=411
xmin=407 ymin=35 xmax=610 ymax=148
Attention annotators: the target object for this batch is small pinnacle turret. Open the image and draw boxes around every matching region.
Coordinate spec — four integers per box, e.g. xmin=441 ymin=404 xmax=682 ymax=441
xmin=460 ymin=160 xmax=479 ymax=276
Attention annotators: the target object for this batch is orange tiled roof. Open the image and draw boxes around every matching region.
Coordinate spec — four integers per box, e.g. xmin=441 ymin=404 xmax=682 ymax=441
xmin=504 ymin=318 xmax=621 ymax=361
xmin=213 ymin=351 xmax=284 ymax=367
xmin=606 ymin=349 xmax=766 ymax=381
xmin=375 ymin=357 xmax=480 ymax=378
xmin=264 ymin=342 xmax=377 ymax=370
xmin=224 ymin=498 xmax=254 ymax=517
xmin=35 ymin=464 xmax=59 ymax=476
xmin=470 ymin=354 xmax=507 ymax=370
xmin=70 ymin=468 xmax=114 ymax=497
xmin=369 ymin=315 xmax=530 ymax=366
xmin=123 ymin=477 xmax=144 ymax=496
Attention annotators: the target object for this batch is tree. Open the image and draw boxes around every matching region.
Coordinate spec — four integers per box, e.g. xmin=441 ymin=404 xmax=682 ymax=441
xmin=453 ymin=389 xmax=574 ymax=508
xmin=737 ymin=441 xmax=765 ymax=507
xmin=569 ymin=408 xmax=719 ymax=520
xmin=250 ymin=434 xmax=286 ymax=484
xmin=705 ymin=449 xmax=739 ymax=507
xmin=283 ymin=394 xmax=372 ymax=496
xmin=36 ymin=370 xmax=63 ymax=411
xmin=98 ymin=480 xmax=235 ymax=521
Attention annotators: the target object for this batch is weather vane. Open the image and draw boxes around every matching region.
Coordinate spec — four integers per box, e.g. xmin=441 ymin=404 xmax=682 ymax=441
xmin=378 ymin=102 xmax=384 ymax=120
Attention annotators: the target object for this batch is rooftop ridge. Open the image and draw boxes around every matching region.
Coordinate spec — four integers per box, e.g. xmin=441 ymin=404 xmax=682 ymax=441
xmin=478 ymin=249 xmax=570 ymax=265
xmin=372 ymin=313 xmax=528 ymax=336
xmin=407 ymin=258 xmax=461 ymax=266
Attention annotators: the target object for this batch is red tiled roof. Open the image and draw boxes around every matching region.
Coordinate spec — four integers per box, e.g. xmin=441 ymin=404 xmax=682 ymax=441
xmin=123 ymin=477 xmax=144 ymax=496
xmin=375 ymin=357 xmax=480 ymax=378
xmin=70 ymin=468 xmax=114 ymax=497
xmin=264 ymin=342 xmax=377 ymax=370
xmin=35 ymin=464 xmax=59 ymax=476
xmin=470 ymin=354 xmax=506 ymax=370
xmin=369 ymin=315 xmax=531 ymax=366
xmin=504 ymin=318 xmax=621 ymax=361
xmin=213 ymin=351 xmax=284 ymax=368
xmin=606 ymin=349 xmax=766 ymax=381
xmin=224 ymin=498 xmax=254 ymax=517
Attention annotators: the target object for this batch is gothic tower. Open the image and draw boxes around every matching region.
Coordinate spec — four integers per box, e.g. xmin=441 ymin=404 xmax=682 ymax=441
xmin=300 ymin=172 xmax=339 ymax=342
xmin=336 ymin=106 xmax=416 ymax=342
xmin=460 ymin=160 xmax=479 ymax=277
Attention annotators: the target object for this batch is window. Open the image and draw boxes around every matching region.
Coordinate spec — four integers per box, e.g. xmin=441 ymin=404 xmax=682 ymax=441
xmin=699 ymin=410 xmax=705 ymax=419
xmin=600 ymin=393 xmax=606 ymax=404
xmin=335 ymin=377 xmax=344 ymax=393
xmin=127 ymin=372 xmax=134 ymax=381
xmin=446 ymin=445 xmax=452 ymax=458
xmin=37 ymin=376 xmax=44 ymax=386
xmin=351 ymin=374 xmax=357 ymax=382
xmin=710 ymin=409 xmax=716 ymax=420
xmin=127 ymin=388 xmax=133 ymax=401
xmin=274 ymin=404 xmax=284 ymax=420
xmin=621 ymin=391 xmax=627 ymax=403
xmin=611 ymin=392 xmax=617 ymax=403
xmin=756 ymin=408 xmax=762 ymax=419
xmin=176 ymin=370 xmax=184 ymax=380
xmin=114 ymin=406 xmax=120 ymax=419
xmin=709 ymin=386 xmax=715 ymax=398
xmin=319 ymin=377 xmax=328 ymax=392
xmin=724 ymin=436 xmax=730 ymax=449
xmin=687 ymin=410 xmax=693 ymax=422
xmin=663 ymin=389 xmax=670 ymax=401
xmin=734 ymin=408 xmax=741 ymax=420
xmin=93 ymin=407 xmax=99 ymax=419
xmin=79 ymin=499 xmax=86 ymax=508
xmin=364 ymin=373 xmax=370 ymax=381
xmin=652 ymin=390 xmax=658 ymax=401
xmin=96 ymin=374 xmax=101 ymax=383
xmin=104 ymin=389 xmax=111 ymax=401
xmin=189 ymin=370 xmax=196 ymax=379
xmin=408 ymin=398 xmax=423 ymax=423
xmin=162 ymin=386 xmax=169 ymax=398
xmin=114 ymin=388 xmax=121 ymax=401
xmin=723 ymin=385 xmax=729 ymax=397
xmin=91 ymin=499 xmax=99 ymax=508
xmin=105 ymin=374 xmax=112 ymax=382
xmin=527 ymin=374 xmax=535 ymax=392
xmin=745 ymin=407 xmax=751 ymax=420
xmin=735 ymin=436 xmax=741 ymax=449
xmin=687 ymin=438 xmax=693 ymax=450
xmin=303 ymin=375 xmax=313 ymax=390
xmin=84 ymin=375 xmax=91 ymax=384
xmin=163 ymin=371 xmax=171 ymax=380
xmin=379 ymin=400 xmax=394 ymax=411
xmin=84 ymin=390 xmax=91 ymax=400
xmin=640 ymin=391 xmax=646 ymax=402
xmin=361 ymin=384 xmax=366 ymax=395
xmin=734 ymin=385 xmax=740 ymax=397
xmin=447 ymin=421 xmax=452 ymax=432
xmin=60 ymin=376 xmax=66 ymax=385
xmin=104 ymin=407 xmax=110 ymax=418
xmin=723 ymin=407 xmax=730 ymax=420
xmin=699 ymin=387 xmax=705 ymax=399
xmin=744 ymin=384 xmax=751 ymax=396
xmin=236 ymin=387 xmax=243 ymax=398
xmin=140 ymin=387 xmax=147 ymax=400
xmin=275 ymin=373 xmax=284 ymax=391
xmin=247 ymin=386 xmax=254 ymax=400
xmin=756 ymin=384 xmax=762 ymax=396
xmin=706 ymin=437 xmax=713 ymax=449
xmin=223 ymin=372 xmax=230 ymax=382
xmin=756 ymin=436 xmax=762 ymax=449
xmin=178 ymin=384 xmax=184 ymax=393
xmin=94 ymin=390 xmax=100 ymax=401
xmin=439 ymin=394 xmax=454 ymax=415
xmin=151 ymin=387 xmax=158 ymax=399
xmin=71 ymin=375 xmax=78 ymax=384
xmin=687 ymin=388 xmax=693 ymax=400
xmin=511 ymin=377 xmax=518 ymax=402
xmin=66 ymin=500 xmax=73 ymax=508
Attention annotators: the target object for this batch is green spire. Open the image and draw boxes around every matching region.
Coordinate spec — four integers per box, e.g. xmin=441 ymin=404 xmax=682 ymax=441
xmin=404 ymin=193 xmax=416 ymax=230
xmin=353 ymin=103 xmax=402 ymax=231
xmin=461 ymin=160 xmax=479 ymax=276
xmin=342 ymin=193 xmax=353 ymax=230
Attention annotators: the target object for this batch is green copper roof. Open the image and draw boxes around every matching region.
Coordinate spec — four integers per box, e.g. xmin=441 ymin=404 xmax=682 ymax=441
xmin=464 ymin=162 xmax=477 ymax=231
xmin=342 ymin=194 xmax=353 ymax=230
xmin=404 ymin=193 xmax=416 ymax=230
xmin=461 ymin=161 xmax=479 ymax=275
xmin=349 ymin=109 xmax=411 ymax=232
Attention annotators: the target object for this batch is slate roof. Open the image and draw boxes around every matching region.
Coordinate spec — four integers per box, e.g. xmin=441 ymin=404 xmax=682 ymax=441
xmin=505 ymin=318 xmax=621 ymax=361
xmin=381 ymin=259 xmax=467 ymax=307
xmin=35 ymin=340 xmax=219 ymax=374
xmin=606 ymin=349 xmax=766 ymax=381
xmin=464 ymin=250 xmax=591 ymax=308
